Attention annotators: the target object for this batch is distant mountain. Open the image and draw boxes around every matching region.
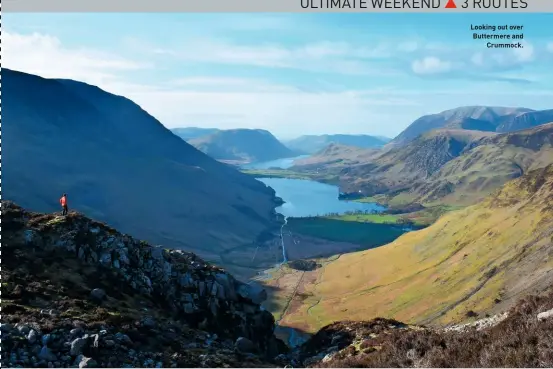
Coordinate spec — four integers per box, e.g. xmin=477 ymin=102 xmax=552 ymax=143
xmin=293 ymin=123 xmax=553 ymax=206
xmin=2 ymin=68 xmax=282 ymax=278
xmin=188 ymin=129 xmax=298 ymax=163
xmin=285 ymin=134 xmax=389 ymax=154
xmin=374 ymin=135 xmax=392 ymax=143
xmin=390 ymin=106 xmax=553 ymax=147
xmin=171 ymin=127 xmax=220 ymax=140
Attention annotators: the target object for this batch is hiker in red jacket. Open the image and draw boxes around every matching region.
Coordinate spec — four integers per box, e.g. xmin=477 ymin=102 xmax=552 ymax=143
xmin=60 ymin=193 xmax=68 ymax=216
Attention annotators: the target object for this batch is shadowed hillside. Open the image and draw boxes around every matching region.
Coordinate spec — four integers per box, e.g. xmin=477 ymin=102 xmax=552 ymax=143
xmin=1 ymin=68 xmax=282 ymax=278
xmin=189 ymin=129 xmax=298 ymax=163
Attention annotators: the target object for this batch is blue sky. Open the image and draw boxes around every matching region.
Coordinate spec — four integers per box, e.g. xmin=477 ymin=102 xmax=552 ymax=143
xmin=4 ymin=13 xmax=553 ymax=139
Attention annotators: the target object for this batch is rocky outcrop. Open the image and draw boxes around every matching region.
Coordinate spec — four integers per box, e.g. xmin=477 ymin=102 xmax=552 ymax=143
xmin=289 ymin=291 xmax=553 ymax=368
xmin=1 ymin=201 xmax=286 ymax=368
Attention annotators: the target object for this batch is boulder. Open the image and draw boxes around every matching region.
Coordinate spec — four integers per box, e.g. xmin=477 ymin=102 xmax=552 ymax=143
xmin=537 ymin=308 xmax=553 ymax=321
xmin=90 ymin=288 xmax=106 ymax=302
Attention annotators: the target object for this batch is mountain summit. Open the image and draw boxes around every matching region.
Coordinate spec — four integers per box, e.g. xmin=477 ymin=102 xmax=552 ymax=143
xmin=390 ymin=106 xmax=553 ymax=147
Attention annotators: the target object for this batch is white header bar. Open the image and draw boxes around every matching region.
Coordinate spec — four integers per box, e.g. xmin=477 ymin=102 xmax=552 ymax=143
xmin=2 ymin=0 xmax=552 ymax=13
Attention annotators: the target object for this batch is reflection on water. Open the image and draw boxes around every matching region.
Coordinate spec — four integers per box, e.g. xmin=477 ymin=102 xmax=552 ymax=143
xmin=258 ymin=177 xmax=384 ymax=217
xmin=241 ymin=155 xmax=309 ymax=170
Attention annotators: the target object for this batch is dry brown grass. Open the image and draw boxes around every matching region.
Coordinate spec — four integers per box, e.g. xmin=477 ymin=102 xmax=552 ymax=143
xmin=313 ymin=292 xmax=553 ymax=368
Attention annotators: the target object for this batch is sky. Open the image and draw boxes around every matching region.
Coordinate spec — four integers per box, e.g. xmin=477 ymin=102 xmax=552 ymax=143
xmin=3 ymin=13 xmax=553 ymax=139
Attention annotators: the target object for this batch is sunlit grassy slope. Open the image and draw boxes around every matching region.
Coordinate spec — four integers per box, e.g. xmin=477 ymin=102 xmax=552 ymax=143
xmin=278 ymin=165 xmax=553 ymax=334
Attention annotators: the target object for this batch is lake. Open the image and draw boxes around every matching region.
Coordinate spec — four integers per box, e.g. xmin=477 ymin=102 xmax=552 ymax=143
xmin=241 ymin=155 xmax=309 ymax=170
xmin=257 ymin=177 xmax=385 ymax=217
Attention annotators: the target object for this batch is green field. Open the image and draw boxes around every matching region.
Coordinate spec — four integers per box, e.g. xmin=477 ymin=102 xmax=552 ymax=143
xmin=241 ymin=168 xmax=339 ymax=183
xmin=325 ymin=213 xmax=401 ymax=224
xmin=286 ymin=217 xmax=414 ymax=247
xmin=325 ymin=204 xmax=464 ymax=227
xmin=241 ymin=169 xmax=312 ymax=180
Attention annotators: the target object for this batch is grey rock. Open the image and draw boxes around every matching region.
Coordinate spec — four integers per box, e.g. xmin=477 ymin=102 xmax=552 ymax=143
xmin=326 ymin=345 xmax=339 ymax=354
xmin=70 ymin=337 xmax=88 ymax=356
xmin=538 ymin=308 xmax=553 ymax=321
xmin=0 ymin=323 xmax=14 ymax=332
xmin=236 ymin=282 xmax=267 ymax=304
xmin=90 ymin=334 xmax=100 ymax=350
xmin=40 ymin=309 xmax=60 ymax=317
xmin=104 ymin=340 xmax=116 ymax=347
xmin=42 ymin=334 xmax=52 ymax=346
xmin=142 ymin=317 xmax=156 ymax=328
xmin=115 ymin=332 xmax=133 ymax=345
xmin=99 ymin=252 xmax=112 ymax=266
xmin=70 ymin=328 xmax=84 ymax=337
xmin=215 ymin=273 xmax=237 ymax=301
xmin=17 ymin=324 xmax=31 ymax=335
xmin=31 ymin=344 xmax=42 ymax=356
xmin=28 ymin=329 xmax=39 ymax=344
xmin=322 ymin=353 xmax=335 ymax=363
xmin=90 ymin=288 xmax=106 ymax=301
xmin=144 ymin=358 xmax=155 ymax=367
xmin=235 ymin=337 xmax=256 ymax=354
xmin=303 ymin=354 xmax=325 ymax=367
xmin=150 ymin=247 xmax=164 ymax=261
xmin=78 ymin=357 xmax=98 ymax=368
xmin=38 ymin=346 xmax=57 ymax=362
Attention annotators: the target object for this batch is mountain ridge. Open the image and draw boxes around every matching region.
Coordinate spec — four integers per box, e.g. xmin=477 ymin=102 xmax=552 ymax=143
xmin=285 ymin=134 xmax=389 ymax=154
xmin=2 ymin=68 xmax=282 ymax=278
xmin=389 ymin=105 xmax=552 ymax=147
xmin=171 ymin=127 xmax=221 ymax=141
xmin=188 ymin=128 xmax=299 ymax=163
xmin=292 ymin=123 xmax=553 ymax=207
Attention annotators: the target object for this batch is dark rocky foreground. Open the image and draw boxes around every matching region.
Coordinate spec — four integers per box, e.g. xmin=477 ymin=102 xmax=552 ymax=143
xmin=2 ymin=200 xmax=553 ymax=368
xmin=1 ymin=201 xmax=286 ymax=368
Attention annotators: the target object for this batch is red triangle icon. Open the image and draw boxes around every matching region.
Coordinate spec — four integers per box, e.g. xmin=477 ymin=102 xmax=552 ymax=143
xmin=445 ymin=0 xmax=457 ymax=8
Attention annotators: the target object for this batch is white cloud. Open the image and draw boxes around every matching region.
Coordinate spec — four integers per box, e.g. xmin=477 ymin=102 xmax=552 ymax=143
xmin=411 ymin=57 xmax=453 ymax=75
xmin=4 ymin=30 xmax=552 ymax=140
xmin=471 ymin=52 xmax=485 ymax=66
xmin=513 ymin=41 xmax=534 ymax=62
xmin=169 ymin=77 xmax=299 ymax=93
xmin=2 ymin=31 xmax=416 ymax=138
xmin=3 ymin=31 xmax=149 ymax=86
xmin=146 ymin=39 xmax=398 ymax=76
xmin=397 ymin=41 xmax=419 ymax=52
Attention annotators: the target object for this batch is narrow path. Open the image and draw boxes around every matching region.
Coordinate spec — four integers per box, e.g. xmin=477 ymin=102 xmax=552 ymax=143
xmin=279 ymin=216 xmax=289 ymax=265
xmin=276 ymin=270 xmax=306 ymax=325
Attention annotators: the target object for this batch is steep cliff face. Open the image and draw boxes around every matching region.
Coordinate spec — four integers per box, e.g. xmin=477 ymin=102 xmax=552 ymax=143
xmin=1 ymin=201 xmax=286 ymax=368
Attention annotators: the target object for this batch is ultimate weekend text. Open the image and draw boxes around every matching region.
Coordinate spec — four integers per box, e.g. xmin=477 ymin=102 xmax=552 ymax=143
xmin=300 ymin=0 xmax=528 ymax=9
